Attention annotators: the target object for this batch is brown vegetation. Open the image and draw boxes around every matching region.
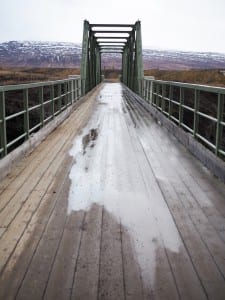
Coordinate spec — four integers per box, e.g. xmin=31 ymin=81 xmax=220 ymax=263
xmin=144 ymin=69 xmax=225 ymax=87
xmin=0 ymin=67 xmax=80 ymax=85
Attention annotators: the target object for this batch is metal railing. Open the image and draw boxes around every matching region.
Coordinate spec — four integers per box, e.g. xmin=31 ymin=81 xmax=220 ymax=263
xmin=142 ymin=77 xmax=225 ymax=158
xmin=0 ymin=76 xmax=81 ymax=158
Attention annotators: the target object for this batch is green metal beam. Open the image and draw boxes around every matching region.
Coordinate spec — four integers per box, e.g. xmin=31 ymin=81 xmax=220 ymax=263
xmin=93 ymin=30 xmax=131 ymax=34
xmin=80 ymin=20 xmax=144 ymax=95
xmin=80 ymin=20 xmax=90 ymax=95
xmin=90 ymin=24 xmax=134 ymax=28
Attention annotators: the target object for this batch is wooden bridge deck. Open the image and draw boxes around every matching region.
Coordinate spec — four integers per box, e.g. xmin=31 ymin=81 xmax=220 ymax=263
xmin=0 ymin=83 xmax=225 ymax=300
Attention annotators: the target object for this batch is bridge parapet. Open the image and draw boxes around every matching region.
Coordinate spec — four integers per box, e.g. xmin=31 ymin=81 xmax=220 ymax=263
xmin=0 ymin=76 xmax=81 ymax=158
xmin=142 ymin=77 xmax=225 ymax=159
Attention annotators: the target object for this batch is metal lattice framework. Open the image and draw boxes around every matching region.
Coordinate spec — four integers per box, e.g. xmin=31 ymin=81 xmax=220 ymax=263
xmin=80 ymin=20 xmax=144 ymax=95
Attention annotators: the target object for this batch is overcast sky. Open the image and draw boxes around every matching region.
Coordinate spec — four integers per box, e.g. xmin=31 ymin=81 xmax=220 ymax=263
xmin=0 ymin=0 xmax=225 ymax=53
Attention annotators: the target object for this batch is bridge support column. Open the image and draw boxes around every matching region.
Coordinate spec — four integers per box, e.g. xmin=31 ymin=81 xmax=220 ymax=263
xmin=121 ymin=21 xmax=144 ymax=95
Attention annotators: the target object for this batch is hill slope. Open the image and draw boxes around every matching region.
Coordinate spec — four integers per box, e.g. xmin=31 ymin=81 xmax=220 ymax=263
xmin=0 ymin=41 xmax=225 ymax=70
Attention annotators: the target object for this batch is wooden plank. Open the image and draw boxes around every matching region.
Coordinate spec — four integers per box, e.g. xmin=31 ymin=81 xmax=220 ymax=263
xmin=121 ymin=227 xmax=144 ymax=300
xmin=0 ymin=190 xmax=43 ymax=273
xmin=43 ymin=211 xmax=85 ymax=300
xmin=127 ymin=96 xmax=225 ymax=243
xmin=0 ymin=136 xmax=67 ymax=226
xmin=123 ymin=99 xmax=208 ymax=299
xmin=125 ymin=97 xmax=225 ymax=298
xmin=0 ymin=164 xmax=25 ymax=192
xmin=98 ymin=208 xmax=125 ymax=300
xmin=134 ymin=103 xmax=225 ymax=274
xmin=122 ymin=103 xmax=188 ymax=300
xmin=16 ymin=180 xmax=70 ymax=300
xmin=159 ymin=181 xmax=225 ymax=300
xmin=71 ymin=204 xmax=102 ymax=300
xmin=0 ymin=157 xmax=73 ymax=300
xmin=0 ymin=227 xmax=6 ymax=239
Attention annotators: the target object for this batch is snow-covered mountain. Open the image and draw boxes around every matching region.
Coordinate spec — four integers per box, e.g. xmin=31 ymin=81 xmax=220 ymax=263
xmin=143 ymin=48 xmax=225 ymax=70
xmin=0 ymin=41 xmax=82 ymax=68
xmin=0 ymin=40 xmax=225 ymax=70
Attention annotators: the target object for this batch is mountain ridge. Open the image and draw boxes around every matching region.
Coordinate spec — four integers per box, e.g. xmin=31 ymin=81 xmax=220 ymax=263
xmin=0 ymin=40 xmax=225 ymax=70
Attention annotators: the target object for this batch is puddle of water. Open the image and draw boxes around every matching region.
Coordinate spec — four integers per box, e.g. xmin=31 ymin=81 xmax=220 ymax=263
xmin=68 ymin=83 xmax=182 ymax=286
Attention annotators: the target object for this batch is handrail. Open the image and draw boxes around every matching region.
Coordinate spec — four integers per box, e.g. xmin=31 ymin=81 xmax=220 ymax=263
xmin=0 ymin=76 xmax=81 ymax=158
xmin=0 ymin=78 xmax=74 ymax=92
xmin=142 ymin=77 xmax=225 ymax=158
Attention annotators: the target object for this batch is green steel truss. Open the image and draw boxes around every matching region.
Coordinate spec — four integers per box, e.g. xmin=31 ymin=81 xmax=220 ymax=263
xmin=80 ymin=20 xmax=144 ymax=95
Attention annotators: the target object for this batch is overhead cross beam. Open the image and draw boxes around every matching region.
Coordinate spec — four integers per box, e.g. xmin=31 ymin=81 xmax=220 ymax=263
xmin=80 ymin=20 xmax=144 ymax=95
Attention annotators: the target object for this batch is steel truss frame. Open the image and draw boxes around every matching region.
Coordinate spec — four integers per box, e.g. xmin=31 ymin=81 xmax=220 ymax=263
xmin=80 ymin=20 xmax=144 ymax=95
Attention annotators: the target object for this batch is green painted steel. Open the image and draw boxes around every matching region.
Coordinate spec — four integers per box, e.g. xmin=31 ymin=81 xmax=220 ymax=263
xmin=80 ymin=20 xmax=144 ymax=95
xmin=0 ymin=91 xmax=7 ymax=156
xmin=142 ymin=77 xmax=225 ymax=158
xmin=0 ymin=77 xmax=81 ymax=159
xmin=23 ymin=89 xmax=29 ymax=140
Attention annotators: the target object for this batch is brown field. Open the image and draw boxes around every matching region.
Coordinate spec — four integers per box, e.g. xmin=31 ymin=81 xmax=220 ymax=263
xmin=0 ymin=67 xmax=80 ymax=85
xmin=144 ymin=69 xmax=225 ymax=87
xmin=1 ymin=67 xmax=225 ymax=87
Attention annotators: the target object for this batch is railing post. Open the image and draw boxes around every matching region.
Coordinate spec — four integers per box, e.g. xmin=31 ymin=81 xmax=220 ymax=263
xmin=168 ymin=84 xmax=173 ymax=118
xmin=156 ymin=84 xmax=160 ymax=107
xmin=150 ymin=80 xmax=154 ymax=104
xmin=73 ymin=80 xmax=76 ymax=101
xmin=76 ymin=79 xmax=79 ymax=100
xmin=179 ymin=87 xmax=184 ymax=127
xmin=50 ymin=84 xmax=54 ymax=118
xmin=148 ymin=80 xmax=151 ymax=103
xmin=161 ymin=84 xmax=166 ymax=112
xmin=23 ymin=88 xmax=29 ymax=140
xmin=39 ymin=86 xmax=44 ymax=127
xmin=146 ymin=80 xmax=149 ymax=102
xmin=0 ymin=91 xmax=7 ymax=157
xmin=193 ymin=89 xmax=200 ymax=137
xmin=215 ymin=93 xmax=224 ymax=156
xmin=64 ymin=82 xmax=68 ymax=108
xmin=72 ymin=80 xmax=75 ymax=103
xmin=58 ymin=84 xmax=62 ymax=112
xmin=78 ymin=79 xmax=81 ymax=98
xmin=147 ymin=80 xmax=150 ymax=102
xmin=142 ymin=79 xmax=145 ymax=99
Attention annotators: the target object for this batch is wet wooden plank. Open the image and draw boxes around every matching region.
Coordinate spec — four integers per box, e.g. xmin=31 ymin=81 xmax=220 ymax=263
xmin=123 ymin=104 xmax=185 ymax=300
xmin=136 ymin=105 xmax=225 ymax=274
xmin=124 ymin=99 xmax=209 ymax=299
xmin=44 ymin=211 xmax=85 ymax=300
xmin=126 ymin=97 xmax=225 ymax=299
xmin=159 ymin=181 xmax=225 ymax=300
xmin=71 ymin=204 xmax=102 ymax=300
xmin=121 ymin=227 xmax=144 ymax=300
xmin=98 ymin=208 xmax=125 ymax=300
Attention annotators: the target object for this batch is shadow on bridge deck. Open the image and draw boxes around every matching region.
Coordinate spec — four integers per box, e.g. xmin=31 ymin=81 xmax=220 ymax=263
xmin=0 ymin=83 xmax=225 ymax=300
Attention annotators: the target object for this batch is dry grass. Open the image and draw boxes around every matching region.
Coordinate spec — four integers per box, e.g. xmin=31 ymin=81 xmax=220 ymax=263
xmin=144 ymin=69 xmax=225 ymax=87
xmin=0 ymin=67 xmax=80 ymax=85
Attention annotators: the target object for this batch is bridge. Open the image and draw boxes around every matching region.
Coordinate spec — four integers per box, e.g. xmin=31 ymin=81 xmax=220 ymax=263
xmin=0 ymin=21 xmax=225 ymax=300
